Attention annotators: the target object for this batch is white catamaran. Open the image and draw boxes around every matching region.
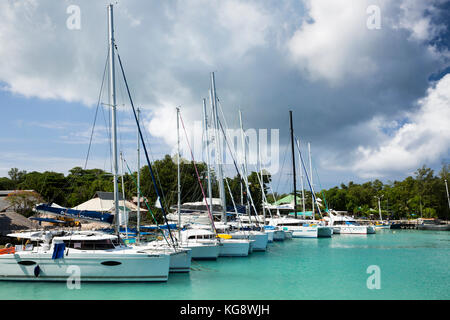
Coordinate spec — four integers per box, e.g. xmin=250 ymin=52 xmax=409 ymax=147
xmin=0 ymin=4 xmax=173 ymax=282
xmin=0 ymin=230 xmax=170 ymax=281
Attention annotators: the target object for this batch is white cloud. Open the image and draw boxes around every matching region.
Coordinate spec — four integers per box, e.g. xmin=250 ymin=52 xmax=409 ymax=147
xmin=0 ymin=0 xmax=449 ymax=185
xmin=394 ymin=0 xmax=446 ymax=42
xmin=350 ymin=73 xmax=450 ymax=178
xmin=287 ymin=0 xmax=380 ymax=83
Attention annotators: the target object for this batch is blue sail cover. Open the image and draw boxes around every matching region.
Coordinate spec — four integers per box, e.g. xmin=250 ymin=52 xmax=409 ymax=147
xmin=35 ymin=204 xmax=114 ymax=224
xmin=52 ymin=242 xmax=65 ymax=259
xmin=226 ymin=205 xmax=246 ymax=214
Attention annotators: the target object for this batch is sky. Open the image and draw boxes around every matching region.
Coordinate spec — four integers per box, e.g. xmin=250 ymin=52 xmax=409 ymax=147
xmin=0 ymin=0 xmax=449 ymax=194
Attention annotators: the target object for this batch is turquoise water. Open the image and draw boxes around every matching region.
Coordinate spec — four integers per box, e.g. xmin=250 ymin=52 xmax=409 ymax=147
xmin=1 ymin=230 xmax=449 ymax=300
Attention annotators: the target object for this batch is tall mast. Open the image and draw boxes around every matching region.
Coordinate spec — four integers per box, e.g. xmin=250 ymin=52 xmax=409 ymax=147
xmin=120 ymin=152 xmax=128 ymax=239
xmin=176 ymin=107 xmax=181 ymax=241
xmin=203 ymin=99 xmax=214 ymax=219
xmin=210 ymin=72 xmax=226 ymax=223
xmin=108 ymin=4 xmax=120 ymax=235
xmin=136 ymin=108 xmax=140 ymax=243
xmin=378 ymin=196 xmax=383 ymax=221
xmin=289 ymin=111 xmax=297 ymax=219
xmin=308 ymin=142 xmax=314 ymax=215
xmin=259 ymin=140 xmax=266 ymax=224
xmin=296 ymin=138 xmax=306 ymax=214
xmin=239 ymin=110 xmax=251 ymax=222
xmin=445 ymin=179 xmax=450 ymax=213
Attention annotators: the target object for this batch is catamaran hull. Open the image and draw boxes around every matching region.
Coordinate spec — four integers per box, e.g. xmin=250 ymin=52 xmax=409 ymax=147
xmin=317 ymin=226 xmax=333 ymax=237
xmin=265 ymin=230 xmax=274 ymax=243
xmin=133 ymin=243 xmax=192 ymax=273
xmin=283 ymin=230 xmax=293 ymax=239
xmin=281 ymin=226 xmax=318 ymax=238
xmin=181 ymin=243 xmax=220 ymax=260
xmin=168 ymin=250 xmax=192 ymax=273
xmin=219 ymin=240 xmax=250 ymax=257
xmin=0 ymin=252 xmax=170 ymax=282
xmin=333 ymin=226 xmax=375 ymax=234
xmin=231 ymin=232 xmax=268 ymax=251
xmin=272 ymin=230 xmax=285 ymax=241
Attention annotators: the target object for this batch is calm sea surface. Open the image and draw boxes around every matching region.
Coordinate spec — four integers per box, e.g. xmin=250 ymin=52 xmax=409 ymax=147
xmin=0 ymin=229 xmax=448 ymax=300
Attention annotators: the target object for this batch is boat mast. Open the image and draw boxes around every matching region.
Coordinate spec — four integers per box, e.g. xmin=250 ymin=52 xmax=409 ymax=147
xmin=239 ymin=110 xmax=251 ymax=222
xmin=136 ymin=108 xmax=141 ymax=243
xmin=259 ymin=140 xmax=266 ymax=224
xmin=120 ymin=152 xmax=128 ymax=239
xmin=296 ymin=138 xmax=306 ymax=215
xmin=176 ymin=107 xmax=181 ymax=242
xmin=203 ymin=99 xmax=214 ymax=232
xmin=289 ymin=111 xmax=297 ymax=219
xmin=445 ymin=179 xmax=450 ymax=213
xmin=308 ymin=142 xmax=314 ymax=216
xmin=210 ymin=72 xmax=227 ymax=223
xmin=107 ymin=4 xmax=120 ymax=235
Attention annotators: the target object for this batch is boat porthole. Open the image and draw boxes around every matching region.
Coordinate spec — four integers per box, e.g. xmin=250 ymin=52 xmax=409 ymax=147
xmin=17 ymin=261 xmax=36 ymax=266
xmin=101 ymin=261 xmax=122 ymax=266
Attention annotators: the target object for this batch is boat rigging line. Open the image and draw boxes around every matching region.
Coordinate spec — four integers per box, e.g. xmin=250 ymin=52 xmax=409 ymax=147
xmin=115 ymin=49 xmax=176 ymax=249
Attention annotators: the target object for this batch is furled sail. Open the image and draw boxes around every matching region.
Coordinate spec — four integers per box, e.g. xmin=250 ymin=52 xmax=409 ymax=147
xmin=35 ymin=204 xmax=114 ymax=224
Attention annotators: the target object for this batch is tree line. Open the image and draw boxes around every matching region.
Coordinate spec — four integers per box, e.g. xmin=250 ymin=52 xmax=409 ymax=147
xmin=1 ymin=158 xmax=448 ymax=221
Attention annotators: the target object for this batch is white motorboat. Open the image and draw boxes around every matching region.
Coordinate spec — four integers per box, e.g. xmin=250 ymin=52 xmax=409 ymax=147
xmin=0 ymin=230 xmax=170 ymax=282
xmin=267 ymin=217 xmax=332 ymax=238
xmin=325 ymin=211 xmax=376 ymax=234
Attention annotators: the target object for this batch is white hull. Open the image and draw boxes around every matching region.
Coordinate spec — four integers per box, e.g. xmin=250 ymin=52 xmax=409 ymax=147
xmin=180 ymin=242 xmax=220 ymax=260
xmin=333 ymin=225 xmax=375 ymax=234
xmin=264 ymin=230 xmax=274 ymax=243
xmin=273 ymin=230 xmax=285 ymax=241
xmin=219 ymin=239 xmax=250 ymax=257
xmin=284 ymin=226 xmax=318 ymax=238
xmin=168 ymin=249 xmax=192 ymax=272
xmin=283 ymin=230 xmax=293 ymax=239
xmin=230 ymin=232 xmax=268 ymax=251
xmin=137 ymin=244 xmax=192 ymax=273
xmin=0 ymin=250 xmax=170 ymax=282
xmin=374 ymin=225 xmax=390 ymax=230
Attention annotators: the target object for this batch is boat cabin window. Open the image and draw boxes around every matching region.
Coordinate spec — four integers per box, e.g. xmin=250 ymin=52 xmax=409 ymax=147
xmin=63 ymin=239 xmax=115 ymax=250
xmin=187 ymin=234 xmax=215 ymax=240
xmin=278 ymin=222 xmax=303 ymax=226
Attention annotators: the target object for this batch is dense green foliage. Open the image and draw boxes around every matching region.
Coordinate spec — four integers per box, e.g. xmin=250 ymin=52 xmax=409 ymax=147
xmin=1 ymin=159 xmax=449 ymax=221
xmin=270 ymin=164 xmax=450 ymax=220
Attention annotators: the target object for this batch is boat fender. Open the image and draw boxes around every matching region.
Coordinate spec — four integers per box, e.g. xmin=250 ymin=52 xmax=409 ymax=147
xmin=34 ymin=265 xmax=40 ymax=277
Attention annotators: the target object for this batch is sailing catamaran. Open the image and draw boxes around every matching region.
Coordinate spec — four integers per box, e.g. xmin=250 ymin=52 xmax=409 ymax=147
xmin=267 ymin=111 xmax=332 ymax=238
xmin=0 ymin=4 xmax=173 ymax=281
xmin=1 ymin=230 xmax=170 ymax=281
